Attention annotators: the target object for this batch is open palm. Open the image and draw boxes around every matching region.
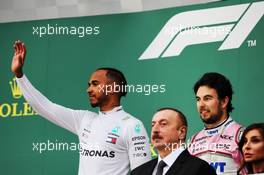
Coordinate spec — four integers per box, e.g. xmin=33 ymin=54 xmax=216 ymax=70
xmin=11 ymin=40 xmax=26 ymax=77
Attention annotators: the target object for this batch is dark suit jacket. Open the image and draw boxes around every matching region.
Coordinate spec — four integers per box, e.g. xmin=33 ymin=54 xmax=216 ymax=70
xmin=131 ymin=149 xmax=216 ymax=175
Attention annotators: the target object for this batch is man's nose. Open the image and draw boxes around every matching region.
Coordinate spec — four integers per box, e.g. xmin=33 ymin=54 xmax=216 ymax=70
xmin=87 ymin=86 xmax=92 ymax=94
xmin=152 ymin=123 xmax=160 ymax=133
xmin=198 ymin=100 xmax=205 ymax=108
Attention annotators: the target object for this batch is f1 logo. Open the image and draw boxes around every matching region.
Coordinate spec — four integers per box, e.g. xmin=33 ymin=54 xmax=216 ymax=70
xmin=139 ymin=1 xmax=264 ymax=60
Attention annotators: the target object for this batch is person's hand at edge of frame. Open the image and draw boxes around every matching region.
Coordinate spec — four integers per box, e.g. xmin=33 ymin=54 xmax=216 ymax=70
xmin=11 ymin=40 xmax=26 ymax=78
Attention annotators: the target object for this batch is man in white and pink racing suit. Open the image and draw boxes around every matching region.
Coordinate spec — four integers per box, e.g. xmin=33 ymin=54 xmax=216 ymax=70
xmin=189 ymin=117 xmax=244 ymax=174
xmin=188 ymin=72 xmax=244 ymax=175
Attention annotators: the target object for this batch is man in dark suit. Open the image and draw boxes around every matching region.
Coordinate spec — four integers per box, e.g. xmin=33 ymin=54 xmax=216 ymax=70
xmin=131 ymin=107 xmax=216 ymax=175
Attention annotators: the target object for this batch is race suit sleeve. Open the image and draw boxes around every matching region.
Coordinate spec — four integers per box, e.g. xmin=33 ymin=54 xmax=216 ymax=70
xmin=126 ymin=119 xmax=151 ymax=170
xmin=16 ymin=75 xmax=95 ymax=135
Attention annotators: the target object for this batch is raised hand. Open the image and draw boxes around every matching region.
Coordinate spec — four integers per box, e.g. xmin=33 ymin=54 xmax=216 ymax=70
xmin=11 ymin=40 xmax=26 ymax=78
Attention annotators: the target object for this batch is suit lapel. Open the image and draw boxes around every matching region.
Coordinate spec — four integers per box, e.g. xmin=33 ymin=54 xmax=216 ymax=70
xmin=165 ymin=149 xmax=189 ymax=175
xmin=147 ymin=158 xmax=158 ymax=175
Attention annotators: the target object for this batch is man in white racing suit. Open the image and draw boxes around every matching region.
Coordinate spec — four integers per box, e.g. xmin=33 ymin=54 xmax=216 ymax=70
xmin=11 ymin=40 xmax=151 ymax=175
xmin=188 ymin=72 xmax=244 ymax=175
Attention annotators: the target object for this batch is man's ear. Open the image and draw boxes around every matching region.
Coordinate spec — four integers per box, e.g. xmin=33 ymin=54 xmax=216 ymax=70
xmin=221 ymin=96 xmax=229 ymax=109
xmin=178 ymin=125 xmax=187 ymax=141
xmin=105 ymin=81 xmax=116 ymax=96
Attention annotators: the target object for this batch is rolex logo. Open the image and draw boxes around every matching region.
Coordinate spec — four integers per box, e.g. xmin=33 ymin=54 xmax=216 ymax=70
xmin=9 ymin=77 xmax=22 ymax=99
xmin=0 ymin=78 xmax=36 ymax=118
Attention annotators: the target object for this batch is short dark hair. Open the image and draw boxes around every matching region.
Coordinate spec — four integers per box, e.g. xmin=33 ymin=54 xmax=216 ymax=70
xmin=237 ymin=123 xmax=264 ymax=174
xmin=97 ymin=67 xmax=127 ymax=97
xmin=156 ymin=107 xmax=188 ymax=127
xmin=194 ymin=72 xmax=234 ymax=115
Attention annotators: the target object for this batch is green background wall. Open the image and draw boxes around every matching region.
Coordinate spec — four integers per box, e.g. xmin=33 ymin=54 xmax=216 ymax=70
xmin=1 ymin=0 xmax=263 ymax=174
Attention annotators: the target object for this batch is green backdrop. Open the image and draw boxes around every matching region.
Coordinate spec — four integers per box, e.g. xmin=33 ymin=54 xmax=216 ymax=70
xmin=1 ymin=0 xmax=263 ymax=174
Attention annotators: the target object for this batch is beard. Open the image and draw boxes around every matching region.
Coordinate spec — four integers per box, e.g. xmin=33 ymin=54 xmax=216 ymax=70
xmin=89 ymin=94 xmax=109 ymax=108
xmin=201 ymin=106 xmax=223 ymax=124
xmin=89 ymin=97 xmax=100 ymax=108
xmin=90 ymin=102 xmax=98 ymax=108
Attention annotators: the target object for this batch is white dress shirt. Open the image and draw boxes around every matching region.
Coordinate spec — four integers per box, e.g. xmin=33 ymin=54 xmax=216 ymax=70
xmin=152 ymin=146 xmax=185 ymax=175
